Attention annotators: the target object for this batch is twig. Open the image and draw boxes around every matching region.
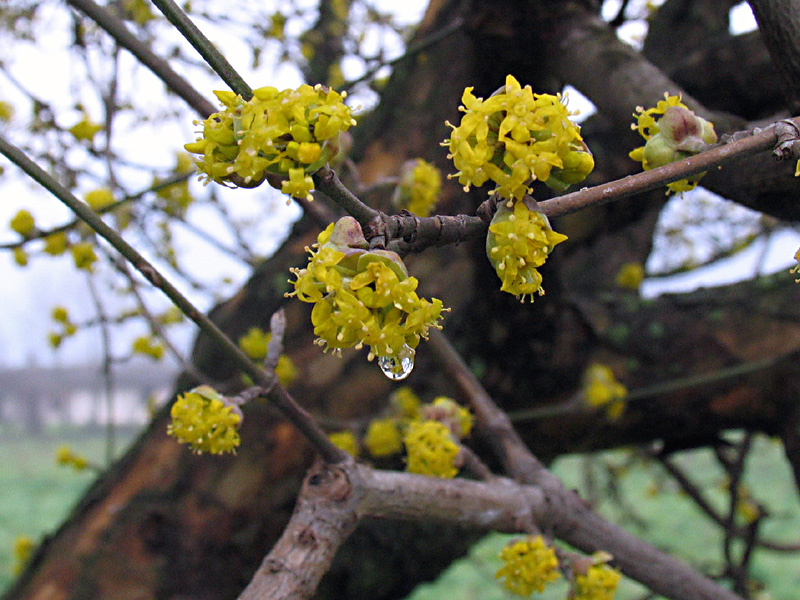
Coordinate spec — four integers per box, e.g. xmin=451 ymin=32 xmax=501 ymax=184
xmin=65 ymin=0 xmax=216 ymax=117
xmin=340 ymin=17 xmax=466 ymax=93
xmin=0 ymin=133 xmax=346 ymax=465
xmin=320 ymin=117 xmax=800 ymax=256
xmin=427 ymin=330 xmax=743 ymax=600
xmin=149 ymin=0 xmax=253 ymax=100
xmin=0 ymin=172 xmax=193 ymax=251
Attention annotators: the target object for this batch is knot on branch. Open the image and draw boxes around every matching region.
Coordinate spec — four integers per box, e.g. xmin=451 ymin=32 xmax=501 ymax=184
xmin=773 ymin=119 xmax=800 ymax=162
xmin=303 ymin=461 xmax=355 ymax=503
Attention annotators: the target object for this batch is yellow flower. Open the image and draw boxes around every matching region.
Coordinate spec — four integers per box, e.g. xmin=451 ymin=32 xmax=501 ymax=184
xmin=422 ymin=396 xmax=473 ymax=439
xmin=84 ymin=188 xmax=115 ymax=211
xmin=55 ymin=444 xmax=89 ymax=471
xmin=403 ymin=420 xmax=460 ymax=478
xmin=393 ymin=159 xmax=442 ymax=217
xmin=132 ymin=335 xmax=165 ymax=361
xmin=615 ymin=262 xmax=645 ymax=290
xmin=629 ymin=94 xmax=717 ymax=194
xmin=275 ymin=355 xmax=298 ymax=387
xmin=167 ymin=386 xmax=242 ymax=454
xmin=43 ymin=232 xmax=69 ymax=255
xmin=71 ymin=242 xmax=97 ymax=271
xmin=495 ymin=536 xmax=561 ymax=596
xmin=390 ymin=386 xmax=422 ymax=420
xmin=791 ymin=247 xmax=800 ymax=282
xmin=443 ymin=75 xmax=593 ymax=200
xmin=583 ymin=364 xmax=627 ymax=420
xmin=364 ymin=418 xmax=403 ymax=457
xmin=122 ymin=0 xmax=154 ymax=25
xmin=13 ymin=246 xmax=28 ymax=267
xmin=237 ymin=327 xmax=297 ymax=386
xmin=572 ymin=564 xmax=622 ymax=600
xmin=486 ymin=199 xmax=568 ymax=301
xmin=12 ymin=536 xmax=35 ymax=576
xmin=68 ymin=114 xmax=103 ymax=142
xmin=185 ymin=83 xmax=356 ymax=199
xmin=280 ymin=167 xmax=315 ymax=201
xmin=329 ymin=431 xmax=359 ymax=457
xmin=238 ymin=327 xmax=270 ymax=361
xmin=51 ymin=306 xmax=69 ymax=323
xmin=0 ymin=100 xmax=14 ymax=122
xmin=159 ymin=306 xmax=184 ymax=325
xmin=288 ymin=217 xmax=446 ymax=363
xmin=10 ymin=209 xmax=36 ymax=237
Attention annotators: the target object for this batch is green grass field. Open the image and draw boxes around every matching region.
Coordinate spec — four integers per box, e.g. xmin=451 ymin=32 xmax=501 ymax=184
xmin=1 ymin=429 xmax=798 ymax=598
xmin=0 ymin=426 xmax=137 ymax=591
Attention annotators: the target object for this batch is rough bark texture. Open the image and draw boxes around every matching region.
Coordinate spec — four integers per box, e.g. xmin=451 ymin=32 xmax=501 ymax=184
xmin=7 ymin=1 xmax=800 ymax=599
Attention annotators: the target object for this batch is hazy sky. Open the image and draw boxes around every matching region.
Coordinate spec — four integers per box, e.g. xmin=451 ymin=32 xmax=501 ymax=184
xmin=0 ymin=0 xmax=781 ymax=369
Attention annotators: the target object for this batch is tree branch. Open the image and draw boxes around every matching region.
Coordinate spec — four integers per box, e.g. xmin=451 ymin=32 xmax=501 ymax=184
xmin=427 ymin=330 xmax=743 ymax=600
xmin=65 ymin=0 xmax=216 ymax=117
xmin=0 ymin=133 xmax=346 ymax=465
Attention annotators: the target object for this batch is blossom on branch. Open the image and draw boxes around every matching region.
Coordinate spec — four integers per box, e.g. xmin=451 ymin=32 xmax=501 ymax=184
xmin=486 ymin=198 xmax=568 ymax=301
xmin=495 ymin=536 xmax=561 ymax=596
xmin=403 ymin=420 xmax=460 ymax=478
xmin=443 ymin=74 xmax=593 ymax=200
xmin=288 ymin=217 xmax=446 ymax=369
xmin=185 ymin=84 xmax=356 ymax=199
xmin=167 ymin=385 xmax=242 ymax=454
xmin=629 ymin=94 xmax=717 ymax=194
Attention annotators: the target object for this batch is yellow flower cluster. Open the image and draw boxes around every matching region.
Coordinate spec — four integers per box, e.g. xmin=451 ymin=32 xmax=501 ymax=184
xmin=132 ymin=335 xmax=165 ymax=361
xmin=68 ymin=114 xmax=103 ymax=142
xmin=629 ymin=94 xmax=717 ymax=194
xmin=495 ymin=536 xmax=561 ymax=596
xmin=403 ymin=420 xmax=460 ymax=478
xmin=329 ymin=430 xmax=360 ymax=457
xmin=10 ymin=209 xmax=36 ymax=237
xmin=615 ymin=262 xmax=645 ymax=291
xmin=55 ymin=444 xmax=89 ymax=471
xmin=12 ymin=536 xmax=35 ymax=576
xmin=791 ymin=248 xmax=800 ymax=282
xmin=421 ymin=396 xmax=473 ymax=439
xmin=443 ymin=75 xmax=593 ymax=200
xmin=49 ymin=306 xmax=78 ymax=349
xmin=360 ymin=387 xmax=471 ymax=479
xmin=84 ymin=188 xmax=115 ymax=211
xmin=185 ymin=84 xmax=356 ymax=199
xmin=393 ymin=158 xmax=442 ymax=217
xmin=289 ymin=217 xmax=445 ymax=364
xmin=237 ymin=326 xmax=298 ymax=387
xmin=582 ymin=363 xmax=627 ymax=420
xmin=572 ymin=564 xmax=622 ymax=600
xmin=167 ymin=385 xmax=242 ymax=454
xmin=364 ymin=418 xmax=404 ymax=457
xmin=71 ymin=242 xmax=97 ymax=271
xmin=0 ymin=100 xmax=14 ymax=122
xmin=486 ymin=199 xmax=568 ymax=301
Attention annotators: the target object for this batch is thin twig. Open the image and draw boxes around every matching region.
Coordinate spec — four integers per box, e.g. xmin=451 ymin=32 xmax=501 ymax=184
xmin=340 ymin=17 xmax=466 ymax=93
xmin=65 ymin=0 xmax=216 ymax=117
xmin=427 ymin=329 xmax=743 ymax=600
xmin=0 ymin=133 xmax=346 ymax=465
xmin=149 ymin=0 xmax=253 ymax=100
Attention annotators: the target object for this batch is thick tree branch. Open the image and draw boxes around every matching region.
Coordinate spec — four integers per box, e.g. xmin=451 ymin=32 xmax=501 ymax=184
xmin=748 ymin=0 xmax=800 ymax=111
xmin=427 ymin=331 xmax=742 ymax=600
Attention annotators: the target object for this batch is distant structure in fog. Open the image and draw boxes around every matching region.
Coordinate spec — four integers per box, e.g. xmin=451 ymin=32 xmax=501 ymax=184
xmin=0 ymin=360 xmax=177 ymax=431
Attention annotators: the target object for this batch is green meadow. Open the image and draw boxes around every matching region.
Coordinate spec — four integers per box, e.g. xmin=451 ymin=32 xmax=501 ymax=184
xmin=2 ymin=429 xmax=798 ymax=598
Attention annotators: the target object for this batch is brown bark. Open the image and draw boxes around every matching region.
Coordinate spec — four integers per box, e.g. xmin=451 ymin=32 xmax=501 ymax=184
xmin=8 ymin=1 xmax=800 ymax=599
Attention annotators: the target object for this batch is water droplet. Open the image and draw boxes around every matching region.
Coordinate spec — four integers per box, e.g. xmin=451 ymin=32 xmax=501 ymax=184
xmin=378 ymin=345 xmax=415 ymax=380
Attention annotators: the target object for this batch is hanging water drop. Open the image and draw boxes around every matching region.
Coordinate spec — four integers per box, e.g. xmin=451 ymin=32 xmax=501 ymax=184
xmin=378 ymin=345 xmax=415 ymax=380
